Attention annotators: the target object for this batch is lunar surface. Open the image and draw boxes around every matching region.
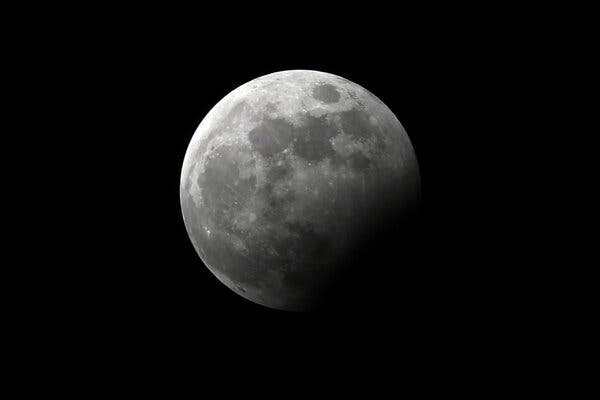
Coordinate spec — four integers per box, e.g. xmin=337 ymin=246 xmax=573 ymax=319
xmin=180 ymin=70 xmax=420 ymax=311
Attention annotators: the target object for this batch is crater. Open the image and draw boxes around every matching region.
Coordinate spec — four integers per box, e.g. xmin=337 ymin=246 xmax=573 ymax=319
xmin=312 ymin=83 xmax=341 ymax=103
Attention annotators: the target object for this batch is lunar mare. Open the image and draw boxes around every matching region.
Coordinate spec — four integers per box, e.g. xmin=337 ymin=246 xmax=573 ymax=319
xmin=180 ymin=70 xmax=420 ymax=311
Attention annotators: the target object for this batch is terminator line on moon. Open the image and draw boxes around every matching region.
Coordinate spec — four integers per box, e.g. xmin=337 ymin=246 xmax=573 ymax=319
xmin=180 ymin=70 xmax=420 ymax=311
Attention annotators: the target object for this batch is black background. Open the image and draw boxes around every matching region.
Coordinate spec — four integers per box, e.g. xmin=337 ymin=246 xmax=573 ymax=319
xmin=9 ymin=4 xmax=575 ymax=390
xmin=39 ymin=7 xmax=533 ymax=358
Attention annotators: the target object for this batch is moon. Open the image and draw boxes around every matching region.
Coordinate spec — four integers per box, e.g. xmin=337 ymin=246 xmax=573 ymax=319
xmin=180 ymin=70 xmax=420 ymax=311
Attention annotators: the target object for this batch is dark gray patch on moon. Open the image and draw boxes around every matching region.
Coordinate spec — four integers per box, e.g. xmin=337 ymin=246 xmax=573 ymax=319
xmin=291 ymin=116 xmax=338 ymax=161
xmin=248 ymin=118 xmax=296 ymax=157
xmin=339 ymin=109 xmax=374 ymax=140
xmin=260 ymin=181 xmax=295 ymax=220
xmin=249 ymin=115 xmax=338 ymax=162
xmin=312 ymin=83 xmax=341 ymax=103
xmin=266 ymin=159 xmax=293 ymax=182
xmin=347 ymin=152 xmax=372 ymax=171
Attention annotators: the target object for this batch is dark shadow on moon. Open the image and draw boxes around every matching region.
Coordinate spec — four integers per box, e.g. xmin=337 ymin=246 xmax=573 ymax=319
xmin=307 ymin=186 xmax=422 ymax=312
